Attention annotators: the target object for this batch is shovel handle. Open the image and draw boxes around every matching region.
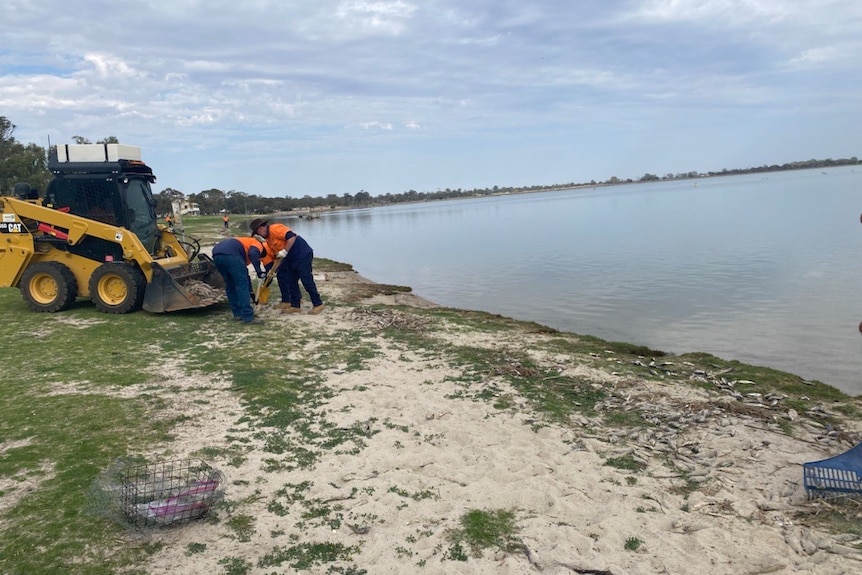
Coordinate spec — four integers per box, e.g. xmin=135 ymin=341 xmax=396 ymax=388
xmin=254 ymin=257 xmax=284 ymax=304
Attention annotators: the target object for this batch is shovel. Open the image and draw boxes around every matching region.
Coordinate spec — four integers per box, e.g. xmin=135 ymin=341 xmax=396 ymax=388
xmin=255 ymin=257 xmax=284 ymax=305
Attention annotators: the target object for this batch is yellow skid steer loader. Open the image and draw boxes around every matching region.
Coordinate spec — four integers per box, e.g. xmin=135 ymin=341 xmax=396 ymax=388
xmin=0 ymin=144 xmax=224 ymax=313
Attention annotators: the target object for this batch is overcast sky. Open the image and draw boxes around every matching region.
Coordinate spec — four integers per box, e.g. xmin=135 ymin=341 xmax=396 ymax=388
xmin=1 ymin=1 xmax=859 ymax=197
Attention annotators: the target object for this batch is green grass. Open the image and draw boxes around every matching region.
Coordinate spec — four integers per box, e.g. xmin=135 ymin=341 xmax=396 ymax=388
xmin=176 ymin=214 xmax=238 ymax=245
xmin=226 ymin=514 xmax=257 ymax=542
xmin=444 ymin=508 xmax=523 ymax=559
xmin=0 ymin=295 xmax=183 ymax=572
xmin=1 ymin=246 xmax=861 ymax=574
xmin=380 ymin=324 xmax=611 ymax=426
xmin=0 ymin=284 xmax=379 ymax=573
xmin=605 ymin=454 xmax=647 ymax=473
xmin=624 ymin=536 xmax=643 ymax=551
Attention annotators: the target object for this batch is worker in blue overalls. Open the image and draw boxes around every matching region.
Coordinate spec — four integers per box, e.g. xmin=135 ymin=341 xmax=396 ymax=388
xmin=212 ymin=236 xmax=267 ymax=324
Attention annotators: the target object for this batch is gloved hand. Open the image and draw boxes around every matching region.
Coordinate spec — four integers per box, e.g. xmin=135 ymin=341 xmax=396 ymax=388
xmin=257 ymin=270 xmax=267 ymax=279
xmin=277 ymin=249 xmax=288 ymax=258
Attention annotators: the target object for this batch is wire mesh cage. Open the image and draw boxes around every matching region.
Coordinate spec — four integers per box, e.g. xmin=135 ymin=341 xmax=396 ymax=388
xmin=117 ymin=458 xmax=225 ymax=528
xmin=803 ymin=442 xmax=862 ymax=499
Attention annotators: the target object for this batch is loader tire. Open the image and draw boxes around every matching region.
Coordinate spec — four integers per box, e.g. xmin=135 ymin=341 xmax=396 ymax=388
xmin=89 ymin=263 xmax=146 ymax=314
xmin=20 ymin=261 xmax=79 ymax=313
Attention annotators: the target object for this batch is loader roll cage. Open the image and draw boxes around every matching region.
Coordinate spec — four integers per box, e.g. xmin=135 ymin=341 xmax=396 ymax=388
xmin=45 ymin=157 xmax=160 ymax=255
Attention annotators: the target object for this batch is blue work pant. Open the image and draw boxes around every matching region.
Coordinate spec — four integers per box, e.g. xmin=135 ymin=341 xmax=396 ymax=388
xmin=277 ymin=253 xmax=322 ymax=307
xmin=213 ymin=254 xmax=255 ymax=321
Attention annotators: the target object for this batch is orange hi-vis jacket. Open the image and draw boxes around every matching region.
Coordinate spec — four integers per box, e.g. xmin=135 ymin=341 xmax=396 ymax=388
xmin=234 ymin=236 xmax=267 ymax=264
xmin=263 ymin=223 xmax=293 ymax=255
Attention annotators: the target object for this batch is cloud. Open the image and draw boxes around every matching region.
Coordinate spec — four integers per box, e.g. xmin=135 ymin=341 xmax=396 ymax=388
xmin=335 ymin=0 xmax=418 ymax=35
xmin=0 ymin=1 xmax=860 ymax=196
xmin=786 ymin=44 xmax=857 ymax=69
xmin=82 ymin=53 xmax=147 ymax=79
xmin=354 ymin=121 xmax=393 ymax=131
xmin=630 ymin=0 xmax=788 ymax=24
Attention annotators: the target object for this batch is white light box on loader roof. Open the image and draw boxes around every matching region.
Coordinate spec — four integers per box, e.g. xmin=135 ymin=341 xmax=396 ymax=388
xmin=56 ymin=143 xmax=142 ymax=163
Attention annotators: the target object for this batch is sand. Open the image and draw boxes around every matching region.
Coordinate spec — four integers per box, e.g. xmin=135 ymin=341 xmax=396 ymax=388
xmin=134 ymin=269 xmax=862 ymax=575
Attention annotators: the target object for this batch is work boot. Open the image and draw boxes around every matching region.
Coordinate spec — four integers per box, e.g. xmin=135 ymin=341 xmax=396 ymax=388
xmin=281 ymin=306 xmax=302 ymax=314
xmin=308 ymin=304 xmax=325 ymax=315
xmin=275 ymin=302 xmax=292 ymax=310
xmin=243 ymin=318 xmax=265 ymax=325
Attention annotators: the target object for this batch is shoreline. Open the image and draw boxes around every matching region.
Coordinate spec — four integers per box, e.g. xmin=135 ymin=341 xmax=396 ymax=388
xmin=204 ymin=263 xmax=862 ymax=572
xmin=227 ymin=203 xmax=862 ymax=399
xmin=206 ymin=233 xmax=859 ymax=398
xmin=3 ymin=247 xmax=862 ymax=573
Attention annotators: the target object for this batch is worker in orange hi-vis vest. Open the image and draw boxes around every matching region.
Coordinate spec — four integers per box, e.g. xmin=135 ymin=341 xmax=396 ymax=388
xmin=211 ymin=236 xmax=267 ymax=324
xmin=223 ymin=214 xmax=230 ymax=230
xmin=249 ymin=218 xmax=324 ymax=315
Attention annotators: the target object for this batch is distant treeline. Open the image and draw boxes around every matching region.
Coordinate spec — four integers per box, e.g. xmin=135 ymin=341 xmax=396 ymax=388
xmin=1 ymin=116 xmax=857 ymax=216
xmin=170 ymin=156 xmax=860 ymax=216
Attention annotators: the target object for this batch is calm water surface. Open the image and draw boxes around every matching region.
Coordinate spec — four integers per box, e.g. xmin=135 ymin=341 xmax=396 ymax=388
xmin=286 ymin=167 xmax=862 ymax=395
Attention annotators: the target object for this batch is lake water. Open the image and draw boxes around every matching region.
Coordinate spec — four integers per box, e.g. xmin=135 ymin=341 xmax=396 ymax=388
xmin=282 ymin=166 xmax=862 ymax=396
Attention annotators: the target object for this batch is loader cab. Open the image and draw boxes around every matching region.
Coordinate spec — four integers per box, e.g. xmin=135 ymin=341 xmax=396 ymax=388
xmin=120 ymin=174 xmax=159 ymax=254
xmin=46 ymin=145 xmax=160 ymax=254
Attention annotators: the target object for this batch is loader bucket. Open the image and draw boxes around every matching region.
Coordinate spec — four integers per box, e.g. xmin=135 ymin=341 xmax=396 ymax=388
xmin=142 ymin=255 xmax=226 ymax=313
